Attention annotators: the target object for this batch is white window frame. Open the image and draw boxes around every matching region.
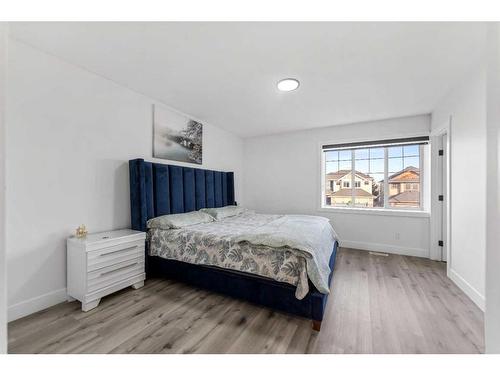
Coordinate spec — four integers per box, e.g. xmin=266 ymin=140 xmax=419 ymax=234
xmin=320 ymin=138 xmax=428 ymax=217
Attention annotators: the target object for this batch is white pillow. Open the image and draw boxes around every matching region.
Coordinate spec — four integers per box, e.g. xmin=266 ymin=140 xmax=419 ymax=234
xmin=147 ymin=211 xmax=215 ymax=230
xmin=200 ymin=205 xmax=247 ymax=220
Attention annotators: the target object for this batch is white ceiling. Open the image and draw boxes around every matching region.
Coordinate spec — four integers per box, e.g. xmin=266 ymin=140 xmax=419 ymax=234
xmin=9 ymin=22 xmax=486 ymax=138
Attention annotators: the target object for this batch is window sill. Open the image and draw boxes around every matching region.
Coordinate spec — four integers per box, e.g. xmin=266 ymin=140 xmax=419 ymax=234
xmin=318 ymin=206 xmax=430 ymax=218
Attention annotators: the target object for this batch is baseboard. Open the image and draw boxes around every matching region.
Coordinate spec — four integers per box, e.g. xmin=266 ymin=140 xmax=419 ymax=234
xmin=448 ymin=268 xmax=485 ymax=311
xmin=8 ymin=288 xmax=68 ymax=322
xmin=340 ymin=240 xmax=429 ymax=258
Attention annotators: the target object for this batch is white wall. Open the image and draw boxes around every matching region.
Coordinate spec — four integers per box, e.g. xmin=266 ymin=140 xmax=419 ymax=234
xmin=5 ymin=39 xmax=244 ymax=321
xmin=431 ymin=64 xmax=486 ymax=310
xmin=244 ymin=115 xmax=431 ymax=257
xmin=485 ymin=22 xmax=500 ymax=353
xmin=0 ymin=23 xmax=8 ymax=353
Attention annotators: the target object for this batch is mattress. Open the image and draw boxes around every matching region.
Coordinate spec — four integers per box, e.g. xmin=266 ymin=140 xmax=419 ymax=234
xmin=148 ymin=212 xmax=314 ymax=298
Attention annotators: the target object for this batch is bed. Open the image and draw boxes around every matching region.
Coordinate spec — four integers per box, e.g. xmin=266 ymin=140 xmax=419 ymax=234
xmin=129 ymin=158 xmax=338 ymax=330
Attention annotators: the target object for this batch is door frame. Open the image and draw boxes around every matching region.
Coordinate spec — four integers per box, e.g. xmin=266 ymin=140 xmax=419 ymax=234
xmin=430 ymin=116 xmax=452 ymax=268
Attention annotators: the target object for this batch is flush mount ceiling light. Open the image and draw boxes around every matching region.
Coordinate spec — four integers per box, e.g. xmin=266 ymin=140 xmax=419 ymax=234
xmin=277 ymin=78 xmax=300 ymax=92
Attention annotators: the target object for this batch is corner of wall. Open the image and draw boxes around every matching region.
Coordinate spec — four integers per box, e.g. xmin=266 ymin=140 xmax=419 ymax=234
xmin=485 ymin=21 xmax=500 ymax=353
xmin=0 ymin=21 xmax=8 ymax=353
xmin=448 ymin=268 xmax=485 ymax=311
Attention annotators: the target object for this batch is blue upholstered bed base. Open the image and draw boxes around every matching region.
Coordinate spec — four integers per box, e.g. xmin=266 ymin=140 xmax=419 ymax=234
xmin=148 ymin=240 xmax=338 ymax=322
xmin=129 ymin=158 xmax=337 ymax=328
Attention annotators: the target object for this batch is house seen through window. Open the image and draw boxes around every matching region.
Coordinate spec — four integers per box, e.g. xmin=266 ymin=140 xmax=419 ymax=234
xmin=322 ymin=137 xmax=428 ymax=210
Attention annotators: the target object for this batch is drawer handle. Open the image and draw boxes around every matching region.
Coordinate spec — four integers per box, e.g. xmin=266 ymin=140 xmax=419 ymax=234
xmin=98 ymin=245 xmax=137 ymax=257
xmin=100 ymin=262 xmax=138 ymax=277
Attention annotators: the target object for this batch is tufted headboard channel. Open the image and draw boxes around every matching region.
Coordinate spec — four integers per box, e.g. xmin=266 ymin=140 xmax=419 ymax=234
xmin=129 ymin=158 xmax=235 ymax=232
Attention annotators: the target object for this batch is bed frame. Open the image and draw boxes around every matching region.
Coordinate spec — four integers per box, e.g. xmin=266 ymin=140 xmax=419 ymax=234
xmin=129 ymin=158 xmax=338 ymax=331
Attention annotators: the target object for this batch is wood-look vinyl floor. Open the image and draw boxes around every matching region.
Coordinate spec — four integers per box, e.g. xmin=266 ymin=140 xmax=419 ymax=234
xmin=8 ymin=248 xmax=484 ymax=354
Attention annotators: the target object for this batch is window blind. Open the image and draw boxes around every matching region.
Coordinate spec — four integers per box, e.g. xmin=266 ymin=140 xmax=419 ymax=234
xmin=322 ymin=136 xmax=429 ymax=151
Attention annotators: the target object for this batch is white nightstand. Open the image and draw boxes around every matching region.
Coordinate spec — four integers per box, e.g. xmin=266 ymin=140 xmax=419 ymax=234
xmin=67 ymin=229 xmax=146 ymax=312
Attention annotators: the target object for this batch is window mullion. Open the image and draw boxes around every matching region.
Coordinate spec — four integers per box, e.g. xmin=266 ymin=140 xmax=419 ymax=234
xmin=351 ymin=149 xmax=355 ymax=207
xmin=384 ymin=147 xmax=389 ymax=209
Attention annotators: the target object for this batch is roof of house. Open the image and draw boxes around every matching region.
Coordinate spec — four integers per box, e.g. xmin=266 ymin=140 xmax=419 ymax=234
xmin=388 ymin=166 xmax=420 ymax=183
xmin=331 ymin=188 xmax=374 ymax=197
xmin=389 ymin=190 xmax=419 ymax=203
xmin=326 ymin=169 xmax=372 ymax=181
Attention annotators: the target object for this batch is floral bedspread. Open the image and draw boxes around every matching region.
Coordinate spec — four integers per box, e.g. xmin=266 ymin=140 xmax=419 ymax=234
xmin=148 ymin=212 xmax=312 ymax=299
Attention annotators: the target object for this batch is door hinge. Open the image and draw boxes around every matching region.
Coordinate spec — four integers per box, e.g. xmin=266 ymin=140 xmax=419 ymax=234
xmin=438 ymin=195 xmax=444 ymax=201
xmin=438 ymin=149 xmax=444 ymax=156
xmin=438 ymin=240 xmax=444 ymax=247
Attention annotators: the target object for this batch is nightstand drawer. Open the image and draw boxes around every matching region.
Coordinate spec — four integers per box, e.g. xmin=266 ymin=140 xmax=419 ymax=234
xmin=87 ymin=240 xmax=144 ymax=272
xmin=87 ymin=256 xmax=145 ymax=293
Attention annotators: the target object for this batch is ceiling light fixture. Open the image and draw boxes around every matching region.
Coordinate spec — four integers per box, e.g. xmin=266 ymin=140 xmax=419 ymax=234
xmin=277 ymin=78 xmax=300 ymax=92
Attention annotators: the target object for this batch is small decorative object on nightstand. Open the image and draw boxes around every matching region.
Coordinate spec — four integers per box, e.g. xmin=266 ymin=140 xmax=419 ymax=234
xmin=67 ymin=229 xmax=146 ymax=312
xmin=75 ymin=224 xmax=88 ymax=238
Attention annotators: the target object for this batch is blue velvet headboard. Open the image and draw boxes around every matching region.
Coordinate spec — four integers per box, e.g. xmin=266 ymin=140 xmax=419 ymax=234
xmin=129 ymin=158 xmax=235 ymax=232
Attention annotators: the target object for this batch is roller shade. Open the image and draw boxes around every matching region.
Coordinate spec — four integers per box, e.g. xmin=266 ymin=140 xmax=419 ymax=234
xmin=322 ymin=136 xmax=429 ymax=151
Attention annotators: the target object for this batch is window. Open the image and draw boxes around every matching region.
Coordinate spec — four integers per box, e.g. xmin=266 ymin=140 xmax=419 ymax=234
xmin=322 ymin=137 xmax=428 ymax=210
